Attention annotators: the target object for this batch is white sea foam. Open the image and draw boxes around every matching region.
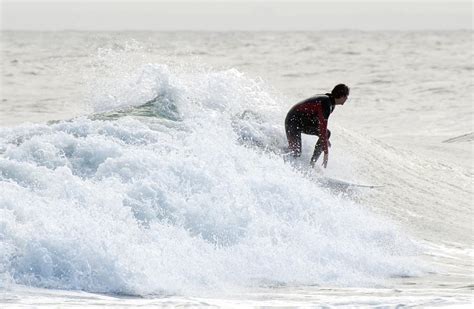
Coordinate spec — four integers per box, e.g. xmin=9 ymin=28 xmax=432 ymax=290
xmin=0 ymin=65 xmax=422 ymax=296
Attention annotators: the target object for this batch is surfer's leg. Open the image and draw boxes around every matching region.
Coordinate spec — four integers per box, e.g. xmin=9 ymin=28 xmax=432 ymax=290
xmin=310 ymin=141 xmax=323 ymax=166
xmin=285 ymin=115 xmax=302 ymax=157
xmin=286 ymin=129 xmax=302 ymax=157
xmin=310 ymin=130 xmax=330 ymax=165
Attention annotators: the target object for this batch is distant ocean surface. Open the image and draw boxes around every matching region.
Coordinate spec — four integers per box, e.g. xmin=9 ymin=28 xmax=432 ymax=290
xmin=0 ymin=31 xmax=472 ymax=307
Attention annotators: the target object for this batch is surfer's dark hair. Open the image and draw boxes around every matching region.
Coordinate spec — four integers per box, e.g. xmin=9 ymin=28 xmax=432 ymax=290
xmin=331 ymin=84 xmax=350 ymax=98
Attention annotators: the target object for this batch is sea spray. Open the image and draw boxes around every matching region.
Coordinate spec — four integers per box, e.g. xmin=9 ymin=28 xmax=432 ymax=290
xmin=0 ymin=64 xmax=421 ymax=296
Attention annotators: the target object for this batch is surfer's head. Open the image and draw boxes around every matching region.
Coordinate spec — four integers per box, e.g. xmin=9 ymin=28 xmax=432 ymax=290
xmin=332 ymin=84 xmax=349 ymax=105
xmin=332 ymin=84 xmax=350 ymax=99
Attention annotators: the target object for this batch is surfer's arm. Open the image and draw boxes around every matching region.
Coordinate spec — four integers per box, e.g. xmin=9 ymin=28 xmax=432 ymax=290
xmin=314 ymin=104 xmax=329 ymax=168
xmin=315 ymin=105 xmax=329 ymax=155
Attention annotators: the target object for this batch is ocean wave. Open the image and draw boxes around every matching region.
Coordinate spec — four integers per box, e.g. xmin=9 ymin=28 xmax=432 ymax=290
xmin=0 ymin=65 xmax=422 ymax=296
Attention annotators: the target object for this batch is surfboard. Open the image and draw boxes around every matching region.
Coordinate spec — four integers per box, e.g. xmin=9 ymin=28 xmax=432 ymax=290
xmin=317 ymin=177 xmax=384 ymax=191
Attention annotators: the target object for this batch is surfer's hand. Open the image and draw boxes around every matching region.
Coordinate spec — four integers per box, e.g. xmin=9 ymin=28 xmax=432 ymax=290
xmin=328 ymin=141 xmax=331 ymax=148
xmin=322 ymin=153 xmax=328 ymax=168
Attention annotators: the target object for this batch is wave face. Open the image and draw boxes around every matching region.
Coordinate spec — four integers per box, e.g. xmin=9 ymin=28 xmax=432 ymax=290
xmin=0 ymin=64 xmax=420 ymax=296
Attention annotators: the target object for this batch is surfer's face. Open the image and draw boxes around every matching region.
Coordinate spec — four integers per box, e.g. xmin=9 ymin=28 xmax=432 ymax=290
xmin=335 ymin=95 xmax=348 ymax=105
xmin=342 ymin=95 xmax=348 ymax=105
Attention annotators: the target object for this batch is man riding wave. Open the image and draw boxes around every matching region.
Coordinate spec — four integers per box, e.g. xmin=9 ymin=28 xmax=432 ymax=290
xmin=285 ymin=84 xmax=350 ymax=168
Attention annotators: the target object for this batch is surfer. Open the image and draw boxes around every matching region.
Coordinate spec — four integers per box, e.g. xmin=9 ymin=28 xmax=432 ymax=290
xmin=285 ymin=84 xmax=349 ymax=168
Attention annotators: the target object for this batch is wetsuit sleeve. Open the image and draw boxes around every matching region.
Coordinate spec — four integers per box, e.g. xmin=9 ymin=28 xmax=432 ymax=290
xmin=315 ymin=104 xmax=329 ymax=155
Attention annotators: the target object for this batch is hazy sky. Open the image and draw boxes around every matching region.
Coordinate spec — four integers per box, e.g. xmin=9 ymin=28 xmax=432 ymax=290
xmin=1 ymin=0 xmax=472 ymax=31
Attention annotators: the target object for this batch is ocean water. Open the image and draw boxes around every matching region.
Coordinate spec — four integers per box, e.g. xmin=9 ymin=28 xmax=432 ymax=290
xmin=0 ymin=31 xmax=472 ymax=307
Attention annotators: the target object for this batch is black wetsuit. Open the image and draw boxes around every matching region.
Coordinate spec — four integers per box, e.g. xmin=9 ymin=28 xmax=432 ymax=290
xmin=285 ymin=93 xmax=335 ymax=163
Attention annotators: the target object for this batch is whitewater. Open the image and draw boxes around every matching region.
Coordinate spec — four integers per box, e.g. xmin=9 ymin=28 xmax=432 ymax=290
xmin=0 ymin=31 xmax=472 ymax=307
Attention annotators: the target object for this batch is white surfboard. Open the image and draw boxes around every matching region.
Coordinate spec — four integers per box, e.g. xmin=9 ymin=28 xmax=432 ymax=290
xmin=317 ymin=177 xmax=384 ymax=190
